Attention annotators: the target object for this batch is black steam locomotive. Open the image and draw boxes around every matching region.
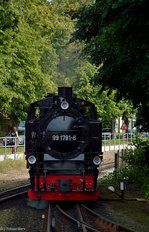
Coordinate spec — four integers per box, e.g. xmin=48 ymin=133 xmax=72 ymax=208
xmin=25 ymin=87 xmax=102 ymax=201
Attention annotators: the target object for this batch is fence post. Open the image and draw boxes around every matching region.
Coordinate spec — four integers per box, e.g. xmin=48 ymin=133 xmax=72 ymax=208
xmin=115 ymin=150 xmax=120 ymax=171
xmin=120 ymin=149 xmax=126 ymax=168
xmin=14 ymin=137 xmax=16 ymax=160
xmin=120 ymin=149 xmax=123 ymax=168
xmin=24 ymin=133 xmax=25 ymax=153
xmin=4 ymin=137 xmax=7 ymax=157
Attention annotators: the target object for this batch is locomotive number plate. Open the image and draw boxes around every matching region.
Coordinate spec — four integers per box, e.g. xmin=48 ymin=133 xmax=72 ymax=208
xmin=52 ymin=134 xmax=77 ymax=141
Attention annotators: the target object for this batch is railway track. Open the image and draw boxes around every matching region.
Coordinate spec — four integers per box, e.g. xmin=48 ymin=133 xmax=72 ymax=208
xmin=0 ymin=184 xmax=31 ymax=202
xmin=101 ymin=161 xmax=115 ymax=170
xmin=0 ymin=162 xmax=113 ymax=205
xmin=45 ymin=203 xmax=135 ymax=232
xmin=98 ymin=161 xmax=115 ymax=179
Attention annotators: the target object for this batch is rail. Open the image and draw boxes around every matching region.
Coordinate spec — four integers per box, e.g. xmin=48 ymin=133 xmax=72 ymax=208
xmin=81 ymin=204 xmax=135 ymax=232
xmin=45 ymin=203 xmax=135 ymax=232
xmin=0 ymin=184 xmax=31 ymax=203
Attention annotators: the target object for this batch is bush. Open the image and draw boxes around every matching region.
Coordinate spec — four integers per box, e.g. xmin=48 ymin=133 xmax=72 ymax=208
xmin=100 ymin=139 xmax=149 ymax=198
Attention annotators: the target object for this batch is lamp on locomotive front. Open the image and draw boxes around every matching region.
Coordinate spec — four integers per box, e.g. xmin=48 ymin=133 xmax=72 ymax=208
xmin=61 ymin=100 xmax=69 ymax=110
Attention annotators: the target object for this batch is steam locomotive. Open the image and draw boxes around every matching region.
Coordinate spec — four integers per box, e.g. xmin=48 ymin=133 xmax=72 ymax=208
xmin=25 ymin=87 xmax=103 ymax=201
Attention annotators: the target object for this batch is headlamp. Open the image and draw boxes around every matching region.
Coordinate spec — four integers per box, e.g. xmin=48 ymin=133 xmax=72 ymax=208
xmin=28 ymin=155 xmax=36 ymax=164
xmin=61 ymin=100 xmax=69 ymax=110
xmin=93 ymin=156 xmax=102 ymax=166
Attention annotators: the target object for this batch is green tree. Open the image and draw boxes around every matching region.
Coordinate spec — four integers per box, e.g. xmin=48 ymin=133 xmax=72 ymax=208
xmin=75 ymin=61 xmax=134 ymax=127
xmin=74 ymin=0 xmax=149 ymax=130
xmin=0 ymin=0 xmax=137 ymax=127
xmin=49 ymin=0 xmax=94 ymax=87
xmin=0 ymin=0 xmax=57 ymax=123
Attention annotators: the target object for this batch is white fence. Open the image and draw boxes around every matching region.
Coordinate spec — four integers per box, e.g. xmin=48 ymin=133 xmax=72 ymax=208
xmin=0 ymin=136 xmax=25 ymax=159
xmin=0 ymin=133 xmax=148 ymax=158
xmin=102 ymin=132 xmax=149 ymax=151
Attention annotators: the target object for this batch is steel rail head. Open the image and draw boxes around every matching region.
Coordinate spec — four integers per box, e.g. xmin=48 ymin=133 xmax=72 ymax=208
xmin=56 ymin=204 xmax=101 ymax=232
xmin=76 ymin=204 xmax=87 ymax=232
xmin=0 ymin=184 xmax=31 ymax=196
xmin=81 ymin=204 xmax=136 ymax=232
xmin=56 ymin=204 xmax=79 ymax=225
xmin=0 ymin=190 xmax=29 ymax=203
xmin=47 ymin=204 xmax=52 ymax=232
xmin=0 ymin=184 xmax=31 ymax=203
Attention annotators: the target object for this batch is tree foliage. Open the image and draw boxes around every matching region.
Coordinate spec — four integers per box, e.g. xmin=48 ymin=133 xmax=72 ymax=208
xmin=101 ymin=139 xmax=149 ymax=197
xmin=0 ymin=0 xmax=94 ymax=123
xmin=75 ymin=61 xmax=135 ymax=125
xmin=0 ymin=0 xmax=136 ymax=126
xmin=75 ymin=0 xmax=149 ymax=130
xmin=0 ymin=0 xmax=58 ymax=123
xmin=49 ymin=0 xmax=94 ymax=87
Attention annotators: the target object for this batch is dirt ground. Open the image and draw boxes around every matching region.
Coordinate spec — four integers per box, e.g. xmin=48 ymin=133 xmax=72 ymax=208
xmin=102 ymin=150 xmax=115 ymax=163
xmin=0 ymin=167 xmax=29 ymax=191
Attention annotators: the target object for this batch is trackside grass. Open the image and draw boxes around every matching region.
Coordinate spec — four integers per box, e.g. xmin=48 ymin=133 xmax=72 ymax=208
xmin=0 ymin=159 xmax=26 ymax=173
xmin=0 ymin=147 xmax=24 ymax=154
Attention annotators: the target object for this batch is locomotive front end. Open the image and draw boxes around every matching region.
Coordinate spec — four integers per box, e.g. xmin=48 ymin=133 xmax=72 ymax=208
xmin=25 ymin=87 xmax=102 ymax=202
